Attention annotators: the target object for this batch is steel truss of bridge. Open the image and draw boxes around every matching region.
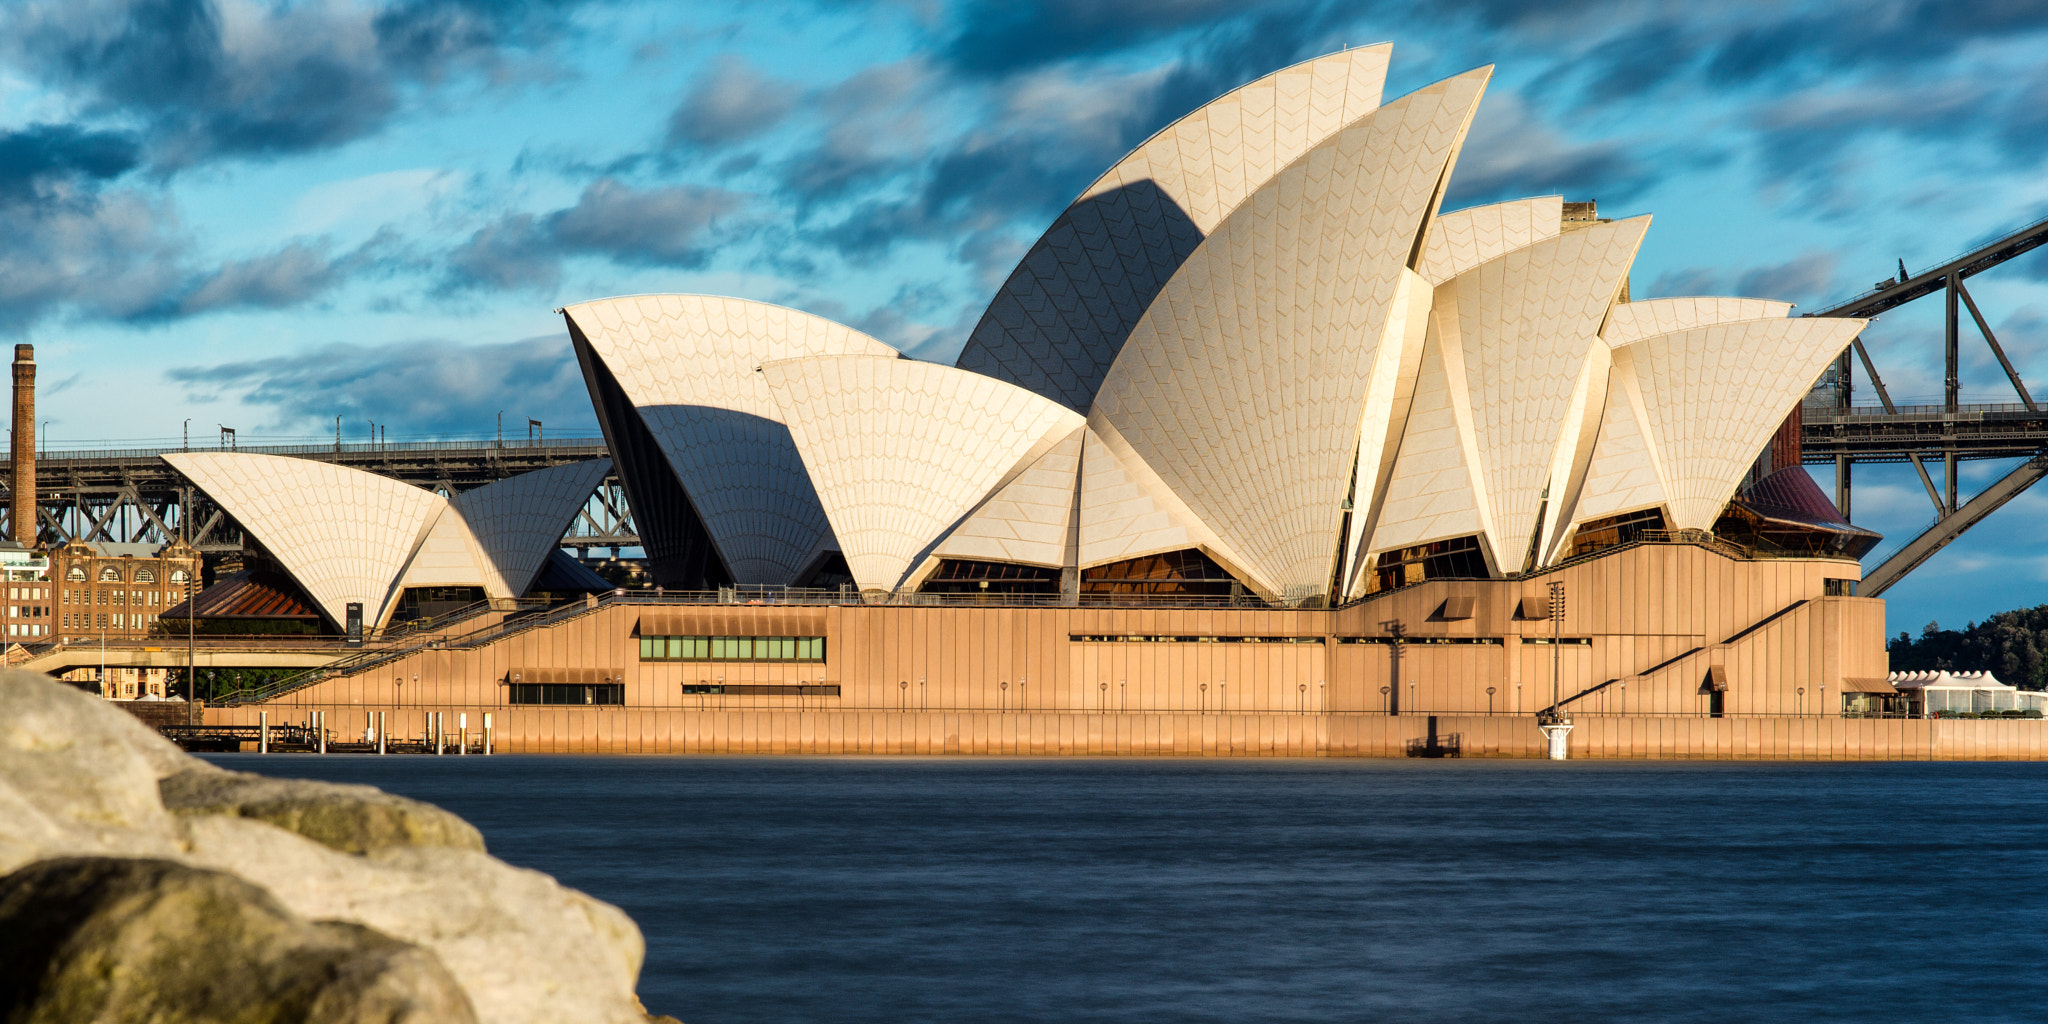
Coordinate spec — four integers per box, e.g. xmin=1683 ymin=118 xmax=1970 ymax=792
xmin=1801 ymin=213 xmax=2048 ymax=597
xmin=0 ymin=437 xmax=639 ymax=557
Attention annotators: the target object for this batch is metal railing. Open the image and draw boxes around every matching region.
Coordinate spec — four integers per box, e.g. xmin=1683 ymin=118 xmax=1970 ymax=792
xmin=37 ymin=435 xmax=607 ymax=464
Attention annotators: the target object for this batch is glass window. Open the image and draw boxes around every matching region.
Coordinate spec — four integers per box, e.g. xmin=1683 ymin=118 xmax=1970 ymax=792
xmin=136 ymin=569 xmax=156 ymax=584
xmin=98 ymin=567 xmax=121 ymax=582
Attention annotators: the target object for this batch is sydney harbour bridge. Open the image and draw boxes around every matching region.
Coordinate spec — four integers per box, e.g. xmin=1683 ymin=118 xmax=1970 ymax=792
xmin=4 ymin=213 xmax=2046 ymax=595
xmin=5 ymin=436 xmax=638 ymax=560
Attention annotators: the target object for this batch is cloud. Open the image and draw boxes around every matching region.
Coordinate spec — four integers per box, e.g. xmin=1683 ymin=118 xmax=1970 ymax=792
xmin=445 ymin=177 xmax=744 ymax=290
xmin=171 ymin=231 xmax=407 ymax=317
xmin=1 ymin=0 xmax=598 ymax=170
xmin=1644 ymin=251 xmax=1841 ymax=306
xmin=941 ymin=0 xmax=1253 ymax=77
xmin=167 ymin=333 xmax=596 ymax=435
xmin=0 ymin=184 xmax=189 ymax=333
xmin=1441 ymin=92 xmax=1662 ymax=207
xmin=0 ymin=124 xmax=143 ymax=200
xmin=666 ymin=55 xmax=801 ymax=148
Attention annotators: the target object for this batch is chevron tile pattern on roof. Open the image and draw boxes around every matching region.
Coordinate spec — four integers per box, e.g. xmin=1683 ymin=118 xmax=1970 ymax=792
xmin=554 ymin=43 xmax=1874 ymax=605
xmin=166 ymin=452 xmax=448 ymax=627
xmin=954 ymin=45 xmax=1391 ymax=413
xmin=566 ymin=294 xmax=897 ymax=584
xmin=761 ymin=356 xmax=1084 ymax=593
xmin=1093 ymin=66 xmax=1491 ymax=599
xmin=452 ymin=458 xmax=615 ymax=596
xmin=1616 ymin=317 xmax=1867 ymax=531
xmin=1433 ymin=216 xmax=1647 ymax=570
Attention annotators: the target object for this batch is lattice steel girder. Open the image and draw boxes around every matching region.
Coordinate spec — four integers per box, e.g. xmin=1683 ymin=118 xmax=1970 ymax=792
xmin=1 ymin=440 xmax=639 ymax=554
xmin=1801 ymin=405 xmax=2048 ymax=462
xmin=1861 ymin=452 xmax=2048 ymax=597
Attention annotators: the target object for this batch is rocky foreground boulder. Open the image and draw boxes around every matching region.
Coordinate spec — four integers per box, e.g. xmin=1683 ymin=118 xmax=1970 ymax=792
xmin=0 ymin=672 xmax=681 ymax=1024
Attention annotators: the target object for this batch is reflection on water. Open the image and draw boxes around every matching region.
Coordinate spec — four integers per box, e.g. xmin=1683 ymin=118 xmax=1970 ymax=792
xmin=211 ymin=755 xmax=2048 ymax=1024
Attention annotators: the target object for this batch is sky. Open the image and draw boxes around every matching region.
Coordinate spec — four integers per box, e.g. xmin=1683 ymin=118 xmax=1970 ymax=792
xmin=3 ymin=0 xmax=2048 ymax=633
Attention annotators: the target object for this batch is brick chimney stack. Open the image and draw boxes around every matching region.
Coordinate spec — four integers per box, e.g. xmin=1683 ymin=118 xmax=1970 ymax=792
xmin=11 ymin=345 xmax=33 ymax=545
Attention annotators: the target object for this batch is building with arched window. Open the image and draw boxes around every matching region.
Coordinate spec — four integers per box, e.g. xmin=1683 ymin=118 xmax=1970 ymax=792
xmin=48 ymin=540 xmax=200 ymax=643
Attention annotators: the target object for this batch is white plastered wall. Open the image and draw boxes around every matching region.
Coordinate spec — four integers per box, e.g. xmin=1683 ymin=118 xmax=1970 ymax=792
xmin=1092 ymin=67 xmax=1491 ymax=601
xmin=761 ymin=356 xmax=1086 ymax=593
xmin=953 ymin=45 xmax=1393 ymax=411
xmin=564 ymin=294 xmax=897 ymax=585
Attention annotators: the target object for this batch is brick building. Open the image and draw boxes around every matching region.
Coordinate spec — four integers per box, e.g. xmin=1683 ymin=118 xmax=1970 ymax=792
xmin=52 ymin=540 xmax=202 ymax=643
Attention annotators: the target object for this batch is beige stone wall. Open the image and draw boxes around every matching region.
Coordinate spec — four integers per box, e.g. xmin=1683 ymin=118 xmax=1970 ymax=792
xmin=228 ymin=545 xmax=1875 ymax=718
xmin=202 ymin=707 xmax=2048 ymax=760
xmin=188 ymin=542 xmax=1958 ymax=756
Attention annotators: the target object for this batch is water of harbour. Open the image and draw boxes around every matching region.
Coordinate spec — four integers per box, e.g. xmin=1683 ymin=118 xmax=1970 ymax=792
xmin=207 ymin=754 xmax=2048 ymax=1024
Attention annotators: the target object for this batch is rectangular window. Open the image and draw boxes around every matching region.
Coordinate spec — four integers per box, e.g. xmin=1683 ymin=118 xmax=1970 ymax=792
xmin=638 ymin=634 xmax=825 ymax=663
xmin=508 ymin=683 xmax=625 ymax=705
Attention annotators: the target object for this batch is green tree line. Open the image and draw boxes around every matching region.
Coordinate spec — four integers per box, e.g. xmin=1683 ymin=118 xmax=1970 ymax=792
xmin=1889 ymin=606 xmax=2048 ymax=691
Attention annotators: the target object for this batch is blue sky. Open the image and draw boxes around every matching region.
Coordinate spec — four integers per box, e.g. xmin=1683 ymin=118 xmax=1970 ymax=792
xmin=4 ymin=0 xmax=2048 ymax=632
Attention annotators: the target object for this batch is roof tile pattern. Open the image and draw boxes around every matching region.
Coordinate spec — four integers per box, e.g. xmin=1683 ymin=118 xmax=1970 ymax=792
xmin=954 ymin=46 xmax=1392 ymax=412
xmin=1602 ymin=296 xmax=1793 ymax=348
xmin=1611 ymin=316 xmax=1867 ymax=530
xmin=1361 ymin=325 xmax=1486 ymax=566
xmin=1414 ymin=195 xmax=1563 ymax=285
xmin=762 ymin=356 xmax=1085 ymax=592
xmin=1433 ymin=216 xmax=1647 ymax=569
xmin=395 ymin=507 xmax=499 ymax=594
xmin=1567 ymin=364 xmax=1667 ymax=527
xmin=165 ymin=452 xmax=446 ymax=627
xmin=564 ymin=294 xmax=897 ymax=584
xmin=450 ymin=458 xmax=614 ymax=596
xmin=1093 ymin=67 xmax=1490 ymax=599
xmin=930 ymin=426 xmax=1083 ymax=570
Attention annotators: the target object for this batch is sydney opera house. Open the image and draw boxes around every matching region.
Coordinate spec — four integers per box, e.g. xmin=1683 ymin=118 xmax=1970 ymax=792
xmin=183 ymin=45 xmax=1908 ymax=756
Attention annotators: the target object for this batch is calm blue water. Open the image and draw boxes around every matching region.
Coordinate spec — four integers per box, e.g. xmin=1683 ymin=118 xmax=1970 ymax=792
xmin=205 ymin=754 xmax=2048 ymax=1024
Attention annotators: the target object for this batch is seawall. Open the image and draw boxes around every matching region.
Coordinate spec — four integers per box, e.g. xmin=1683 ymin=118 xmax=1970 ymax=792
xmin=202 ymin=705 xmax=2048 ymax=759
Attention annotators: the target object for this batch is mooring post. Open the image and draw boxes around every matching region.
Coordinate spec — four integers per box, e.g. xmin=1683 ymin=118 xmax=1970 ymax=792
xmin=377 ymin=712 xmax=386 ymax=755
xmin=258 ymin=711 xmax=269 ymax=754
xmin=458 ymin=713 xmax=467 ymax=755
xmin=317 ymin=711 xmax=326 ymax=755
xmin=483 ymin=712 xmax=493 ymax=755
xmin=434 ymin=712 xmax=444 ymax=756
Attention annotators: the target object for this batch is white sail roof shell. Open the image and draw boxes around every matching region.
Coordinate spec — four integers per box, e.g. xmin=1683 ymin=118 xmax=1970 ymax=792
xmin=1414 ymin=195 xmax=1564 ymax=286
xmin=761 ymin=356 xmax=1085 ymax=593
xmin=1426 ymin=216 xmax=1648 ymax=570
xmin=1602 ymin=296 xmax=1794 ymax=347
xmin=954 ymin=45 xmax=1392 ymax=412
xmin=1610 ymin=316 xmax=1867 ymax=531
xmin=168 ymin=452 xmax=611 ymax=624
xmin=165 ymin=452 xmax=449 ymax=627
xmin=1092 ymin=67 xmax=1491 ymax=601
xmin=447 ymin=458 xmax=614 ymax=596
xmin=928 ymin=425 xmax=1084 ymax=570
xmin=563 ymin=294 xmax=897 ymax=585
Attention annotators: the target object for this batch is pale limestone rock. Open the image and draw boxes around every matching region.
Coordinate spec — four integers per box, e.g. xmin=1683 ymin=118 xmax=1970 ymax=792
xmin=181 ymin=815 xmax=647 ymax=1024
xmin=159 ymin=767 xmax=486 ymax=855
xmin=0 ymin=673 xmax=186 ymax=875
xmin=0 ymin=856 xmax=478 ymax=1024
xmin=0 ymin=671 xmax=654 ymax=1024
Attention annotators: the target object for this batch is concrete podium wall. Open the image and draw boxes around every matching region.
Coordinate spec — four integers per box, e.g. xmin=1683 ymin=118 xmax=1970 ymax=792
xmin=205 ymin=706 xmax=2048 ymax=760
xmin=198 ymin=543 xmax=1954 ymax=757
